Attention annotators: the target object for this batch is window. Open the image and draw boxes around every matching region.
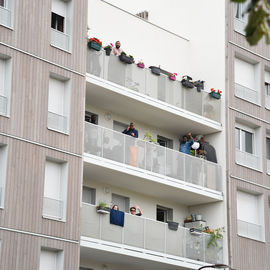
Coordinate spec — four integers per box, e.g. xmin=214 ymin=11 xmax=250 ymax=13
xmin=43 ymin=159 xmax=68 ymax=220
xmin=113 ymin=120 xmax=128 ymax=133
xmin=0 ymin=0 xmax=13 ymax=28
xmin=111 ymin=193 xmax=129 ymax=213
xmin=51 ymin=0 xmax=72 ymax=51
xmin=266 ymin=137 xmax=270 ymax=174
xmin=235 ymin=127 xmax=253 ymax=154
xmin=234 ymin=2 xmax=249 ymax=34
xmin=157 ymin=135 xmax=173 ymax=149
xmin=237 ymin=190 xmax=264 ymax=241
xmin=48 ymin=74 xmax=70 ymax=134
xmin=265 ymin=70 xmax=270 ymax=109
xmin=234 ymin=57 xmax=260 ymax=104
xmin=40 ymin=248 xmax=64 ymax=270
xmin=156 ymin=205 xmax=173 ymax=222
xmin=0 ymin=56 xmax=11 ymax=117
xmin=85 ymin=111 xmax=98 ymax=125
xmin=0 ymin=144 xmax=7 ymax=208
xmin=82 ymin=186 xmax=96 ymax=205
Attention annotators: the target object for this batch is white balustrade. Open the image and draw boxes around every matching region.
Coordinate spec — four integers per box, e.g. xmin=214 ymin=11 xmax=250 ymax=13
xmin=235 ymin=149 xmax=261 ymax=171
xmin=43 ymin=197 xmax=63 ymax=220
xmin=235 ymin=83 xmax=259 ymax=105
xmin=48 ymin=111 xmax=68 ymax=133
xmin=237 ymin=219 xmax=263 ymax=241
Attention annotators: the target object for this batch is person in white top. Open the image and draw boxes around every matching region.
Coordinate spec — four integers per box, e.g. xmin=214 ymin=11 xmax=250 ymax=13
xmin=112 ymin=41 xmax=123 ymax=56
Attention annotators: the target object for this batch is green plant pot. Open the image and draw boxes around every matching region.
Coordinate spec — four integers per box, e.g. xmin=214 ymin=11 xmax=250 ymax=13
xmin=119 ymin=54 xmax=133 ymax=64
xmin=88 ymin=41 xmax=102 ymax=51
xmin=209 ymin=92 xmax=221 ymax=99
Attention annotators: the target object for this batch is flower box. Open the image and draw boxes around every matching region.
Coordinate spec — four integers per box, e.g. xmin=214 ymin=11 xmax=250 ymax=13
xmin=149 ymin=66 xmax=161 ymax=76
xmin=104 ymin=47 xmax=112 ymax=56
xmin=96 ymin=206 xmax=111 ymax=214
xmin=194 ymin=80 xmax=204 ymax=92
xmin=181 ymin=79 xmax=194 ymax=88
xmin=88 ymin=41 xmax=102 ymax=51
xmin=137 ymin=63 xmax=145 ymax=69
xmin=119 ymin=54 xmax=134 ymax=64
xmin=209 ymin=92 xmax=221 ymax=99
xmin=167 ymin=221 xmax=179 ymax=231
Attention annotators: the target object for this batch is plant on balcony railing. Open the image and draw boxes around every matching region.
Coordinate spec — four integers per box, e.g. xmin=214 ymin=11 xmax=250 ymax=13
xmin=168 ymin=72 xmax=177 ymax=81
xmin=104 ymin=43 xmax=114 ymax=56
xmin=209 ymin=88 xmax=222 ymax=99
xmin=88 ymin=37 xmax=103 ymax=51
xmin=96 ymin=202 xmax=111 ymax=214
xmin=181 ymin=75 xmax=194 ymax=89
xmin=194 ymin=80 xmax=205 ymax=92
xmin=149 ymin=65 xmax=161 ymax=76
xmin=119 ymin=51 xmax=134 ymax=64
xmin=137 ymin=60 xmax=145 ymax=69
xmin=204 ymin=226 xmax=225 ymax=248
xmin=143 ymin=131 xmax=156 ymax=143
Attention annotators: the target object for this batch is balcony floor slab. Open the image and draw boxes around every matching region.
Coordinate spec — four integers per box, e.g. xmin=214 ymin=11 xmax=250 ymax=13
xmin=83 ymin=154 xmax=223 ymax=205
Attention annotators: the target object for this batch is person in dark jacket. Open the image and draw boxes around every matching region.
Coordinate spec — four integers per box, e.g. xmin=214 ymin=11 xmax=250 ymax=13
xmin=122 ymin=122 xmax=138 ymax=138
xmin=196 ymin=135 xmax=217 ymax=163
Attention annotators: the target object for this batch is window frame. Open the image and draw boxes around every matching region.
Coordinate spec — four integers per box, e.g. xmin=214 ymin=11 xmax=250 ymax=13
xmin=82 ymin=186 xmax=96 ymax=205
xmin=235 ymin=124 xmax=254 ymax=154
xmin=51 ymin=12 xmax=65 ymax=33
xmin=156 ymin=205 xmax=173 ymax=223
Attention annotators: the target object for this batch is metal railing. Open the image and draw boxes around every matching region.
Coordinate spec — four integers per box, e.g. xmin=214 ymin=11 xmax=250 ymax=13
xmin=265 ymin=95 xmax=270 ymax=110
xmin=51 ymin=28 xmax=71 ymax=51
xmin=235 ymin=83 xmax=260 ymax=104
xmin=84 ymin=122 xmax=222 ymax=192
xmin=235 ymin=149 xmax=261 ymax=171
xmin=86 ymin=49 xmax=221 ymax=123
xmin=48 ymin=111 xmax=68 ymax=133
xmin=43 ymin=197 xmax=64 ymax=220
xmin=237 ymin=219 xmax=263 ymax=241
xmin=81 ymin=203 xmax=223 ymax=264
xmin=0 ymin=6 xmax=11 ymax=27
xmin=0 ymin=95 xmax=8 ymax=116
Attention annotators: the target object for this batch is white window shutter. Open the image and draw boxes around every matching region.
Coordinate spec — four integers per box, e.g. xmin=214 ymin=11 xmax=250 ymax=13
xmin=48 ymin=77 xmax=65 ymax=116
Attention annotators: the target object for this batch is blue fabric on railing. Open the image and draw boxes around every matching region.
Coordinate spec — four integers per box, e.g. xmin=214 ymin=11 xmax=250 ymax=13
xmin=110 ymin=209 xmax=125 ymax=227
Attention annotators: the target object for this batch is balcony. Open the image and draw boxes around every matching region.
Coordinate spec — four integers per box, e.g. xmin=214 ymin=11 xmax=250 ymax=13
xmin=235 ymin=83 xmax=259 ymax=105
xmin=0 ymin=95 xmax=7 ymax=116
xmin=86 ymin=49 xmax=221 ymax=126
xmin=84 ymin=122 xmax=223 ymax=203
xmin=81 ymin=203 xmax=223 ymax=268
xmin=235 ymin=149 xmax=261 ymax=171
xmin=237 ymin=219 xmax=264 ymax=241
xmin=0 ymin=6 xmax=11 ymax=27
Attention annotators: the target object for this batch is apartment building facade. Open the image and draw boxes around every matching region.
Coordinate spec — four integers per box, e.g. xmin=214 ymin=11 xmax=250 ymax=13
xmin=0 ymin=0 xmax=87 ymax=269
xmin=227 ymin=1 xmax=270 ymax=270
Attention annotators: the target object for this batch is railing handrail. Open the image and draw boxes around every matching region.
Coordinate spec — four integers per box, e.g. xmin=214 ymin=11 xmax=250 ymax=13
xmin=43 ymin=196 xmax=63 ymax=203
xmin=51 ymin=27 xmax=70 ymax=38
xmin=85 ymin=121 xmax=221 ymax=168
xmin=235 ymin=82 xmax=257 ymax=93
xmin=0 ymin=5 xmax=11 ymax=12
xmin=48 ymin=110 xmax=67 ymax=118
xmin=0 ymin=94 xmax=7 ymax=99
xmin=235 ymin=148 xmax=259 ymax=158
xmin=237 ymin=218 xmax=262 ymax=227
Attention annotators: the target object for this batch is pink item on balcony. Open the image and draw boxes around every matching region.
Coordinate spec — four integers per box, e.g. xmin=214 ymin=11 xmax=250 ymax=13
xmin=169 ymin=75 xmax=176 ymax=81
xmin=137 ymin=63 xmax=145 ymax=69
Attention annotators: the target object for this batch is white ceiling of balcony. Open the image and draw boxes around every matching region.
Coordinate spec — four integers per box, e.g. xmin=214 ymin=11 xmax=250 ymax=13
xmin=86 ymin=80 xmax=222 ymax=136
xmin=83 ymin=160 xmax=222 ymax=206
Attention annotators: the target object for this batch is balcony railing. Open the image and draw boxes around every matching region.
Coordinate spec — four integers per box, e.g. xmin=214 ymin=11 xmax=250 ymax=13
xmin=85 ymin=122 xmax=222 ymax=192
xmin=43 ymin=197 xmax=63 ymax=220
xmin=81 ymin=203 xmax=223 ymax=264
xmin=87 ymin=49 xmax=221 ymax=123
xmin=267 ymin=159 xmax=270 ymax=174
xmin=235 ymin=83 xmax=259 ymax=104
xmin=237 ymin=219 xmax=264 ymax=241
xmin=0 ymin=6 xmax=11 ymax=27
xmin=48 ymin=111 xmax=68 ymax=133
xmin=266 ymin=95 xmax=270 ymax=110
xmin=235 ymin=149 xmax=261 ymax=171
xmin=51 ymin=28 xmax=71 ymax=51
xmin=0 ymin=95 xmax=8 ymax=116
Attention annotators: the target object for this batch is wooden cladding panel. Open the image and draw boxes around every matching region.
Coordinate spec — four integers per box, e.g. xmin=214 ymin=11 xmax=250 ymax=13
xmin=0 ymin=45 xmax=85 ymax=155
xmin=0 ymin=230 xmax=80 ymax=270
xmin=0 ymin=0 xmax=87 ymax=74
xmin=0 ymin=135 xmax=82 ymax=241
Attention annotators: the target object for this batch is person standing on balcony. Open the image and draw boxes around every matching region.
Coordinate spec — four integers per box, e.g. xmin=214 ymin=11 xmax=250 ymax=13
xmin=122 ymin=122 xmax=138 ymax=138
xmin=196 ymin=135 xmax=217 ymax=163
xmin=179 ymin=132 xmax=194 ymax=154
xmin=112 ymin=41 xmax=123 ymax=56
xmin=130 ymin=205 xmax=142 ymax=216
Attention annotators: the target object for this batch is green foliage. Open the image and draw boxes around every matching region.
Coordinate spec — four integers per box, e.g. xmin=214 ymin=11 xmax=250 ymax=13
xmin=144 ymin=131 xmax=156 ymax=143
xmin=231 ymin=0 xmax=270 ymax=45
xmin=207 ymin=227 xmax=225 ymax=248
xmin=98 ymin=202 xmax=108 ymax=208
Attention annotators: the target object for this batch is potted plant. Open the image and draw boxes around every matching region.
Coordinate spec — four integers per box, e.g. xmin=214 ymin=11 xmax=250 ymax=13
xmin=167 ymin=220 xmax=179 ymax=231
xmin=96 ymin=202 xmax=111 ymax=214
xmin=149 ymin=66 xmax=161 ymax=76
xmin=168 ymin=72 xmax=177 ymax=81
xmin=88 ymin=37 xmax=102 ymax=51
xmin=104 ymin=43 xmax=114 ymax=56
xmin=137 ymin=60 xmax=145 ymax=69
xmin=203 ymin=227 xmax=225 ymax=248
xmin=193 ymin=80 xmax=205 ymax=92
xmin=143 ymin=131 xmax=156 ymax=143
xmin=209 ymin=88 xmax=222 ymax=99
xmin=119 ymin=51 xmax=134 ymax=64
xmin=181 ymin=75 xmax=194 ymax=89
